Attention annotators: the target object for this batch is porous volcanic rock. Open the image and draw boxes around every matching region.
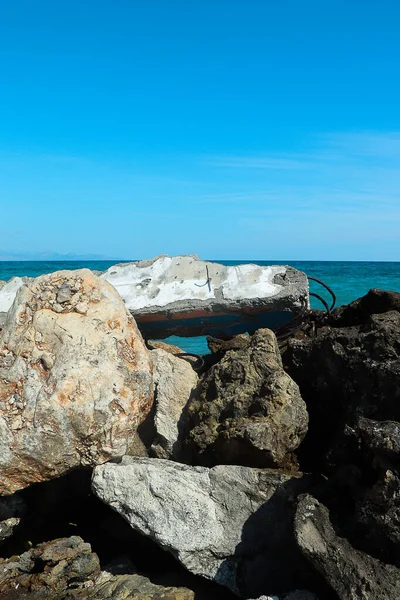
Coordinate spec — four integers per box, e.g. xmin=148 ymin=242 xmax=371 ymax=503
xmin=295 ymin=494 xmax=400 ymax=600
xmin=283 ymin=310 xmax=400 ymax=472
xmin=329 ymin=288 xmax=400 ymax=327
xmin=0 ymin=269 xmax=153 ymax=495
xmin=355 ymin=416 xmax=400 ymax=461
xmin=184 ymin=328 xmax=308 ymax=468
xmin=92 ymin=457 xmax=315 ymax=598
xmin=341 ymin=416 xmax=400 ymax=566
xmin=0 ymin=536 xmax=101 ymax=598
xmin=150 ymin=349 xmax=198 ymax=459
xmin=0 ymin=535 xmax=197 ymax=600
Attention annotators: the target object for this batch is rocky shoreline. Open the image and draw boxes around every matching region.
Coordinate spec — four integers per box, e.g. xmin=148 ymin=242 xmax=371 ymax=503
xmin=0 ymin=268 xmax=400 ymax=599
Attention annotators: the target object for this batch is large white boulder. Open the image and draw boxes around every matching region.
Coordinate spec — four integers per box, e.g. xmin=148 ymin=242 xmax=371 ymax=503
xmin=0 ymin=269 xmax=153 ymax=495
xmin=92 ymin=457 xmax=313 ymax=597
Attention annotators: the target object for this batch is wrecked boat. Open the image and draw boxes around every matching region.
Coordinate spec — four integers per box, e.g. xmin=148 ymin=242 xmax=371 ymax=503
xmin=101 ymin=255 xmax=309 ymax=339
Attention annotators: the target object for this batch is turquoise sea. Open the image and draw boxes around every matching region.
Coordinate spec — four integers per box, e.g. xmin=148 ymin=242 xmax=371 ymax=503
xmin=1 ymin=260 xmax=399 ymax=354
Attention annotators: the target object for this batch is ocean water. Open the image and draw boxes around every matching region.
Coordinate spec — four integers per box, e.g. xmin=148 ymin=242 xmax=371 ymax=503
xmin=1 ymin=260 xmax=399 ymax=354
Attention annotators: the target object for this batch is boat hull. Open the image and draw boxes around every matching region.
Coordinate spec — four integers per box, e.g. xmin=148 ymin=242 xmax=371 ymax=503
xmin=135 ymin=308 xmax=297 ymax=339
xmin=101 ymin=255 xmax=310 ymax=339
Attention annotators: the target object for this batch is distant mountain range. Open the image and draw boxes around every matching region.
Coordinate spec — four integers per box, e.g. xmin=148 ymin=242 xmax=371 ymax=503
xmin=0 ymin=251 xmax=124 ymax=262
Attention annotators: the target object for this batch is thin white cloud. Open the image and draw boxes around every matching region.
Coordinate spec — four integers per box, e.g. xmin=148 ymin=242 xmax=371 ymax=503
xmin=200 ymin=132 xmax=400 ymax=219
xmin=206 ymin=156 xmax=313 ymax=170
xmin=207 ymin=132 xmax=400 ymax=166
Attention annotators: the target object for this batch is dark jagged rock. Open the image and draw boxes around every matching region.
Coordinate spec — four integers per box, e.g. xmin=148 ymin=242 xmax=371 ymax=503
xmin=0 ymin=535 xmax=197 ymax=600
xmin=283 ymin=310 xmax=400 ymax=472
xmin=283 ymin=305 xmax=400 ymax=568
xmin=0 ymin=536 xmax=100 ymax=598
xmin=184 ymin=329 xmax=308 ymax=469
xmin=355 ymin=416 xmax=400 ymax=461
xmin=295 ymin=494 xmax=400 ymax=600
xmin=352 ymin=466 xmax=400 ymax=567
xmin=339 ymin=417 xmax=400 ymax=566
xmin=329 ymin=288 xmax=400 ymax=327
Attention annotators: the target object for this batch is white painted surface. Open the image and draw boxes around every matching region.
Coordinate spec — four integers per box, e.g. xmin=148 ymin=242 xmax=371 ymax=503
xmin=0 ymin=278 xmax=26 ymax=313
xmin=101 ymin=255 xmax=305 ymax=313
xmin=0 ymin=256 xmax=309 ymax=319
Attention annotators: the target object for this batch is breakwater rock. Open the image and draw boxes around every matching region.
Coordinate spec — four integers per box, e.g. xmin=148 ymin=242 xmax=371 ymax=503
xmin=92 ymin=457 xmax=314 ymax=597
xmin=0 ymin=269 xmax=153 ymax=495
xmin=150 ymin=348 xmax=198 ymax=460
xmin=0 ymin=268 xmax=400 ymax=599
xmin=183 ymin=328 xmax=308 ymax=469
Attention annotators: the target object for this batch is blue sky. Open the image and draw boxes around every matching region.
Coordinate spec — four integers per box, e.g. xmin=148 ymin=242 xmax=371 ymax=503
xmin=1 ymin=1 xmax=400 ymax=260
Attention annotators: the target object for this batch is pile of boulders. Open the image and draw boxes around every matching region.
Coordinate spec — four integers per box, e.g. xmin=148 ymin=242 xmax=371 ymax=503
xmin=1 ymin=272 xmax=400 ymax=600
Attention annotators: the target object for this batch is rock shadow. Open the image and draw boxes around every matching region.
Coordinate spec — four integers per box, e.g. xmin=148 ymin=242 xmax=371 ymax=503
xmin=0 ymin=468 xmax=237 ymax=599
xmin=214 ymin=476 xmax=339 ymax=599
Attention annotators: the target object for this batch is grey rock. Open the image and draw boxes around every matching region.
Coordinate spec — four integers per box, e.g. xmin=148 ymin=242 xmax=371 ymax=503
xmin=0 ymin=517 xmax=20 ymax=542
xmin=66 ymin=572 xmax=195 ymax=600
xmin=184 ymin=329 xmax=308 ymax=469
xmin=56 ymin=283 xmax=73 ymax=303
xmin=295 ymin=494 xmax=400 ymax=600
xmin=150 ymin=349 xmax=198 ymax=459
xmin=92 ymin=457 xmax=313 ymax=597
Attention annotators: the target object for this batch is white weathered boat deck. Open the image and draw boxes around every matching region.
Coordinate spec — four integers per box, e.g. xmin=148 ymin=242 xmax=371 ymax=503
xmin=101 ymin=255 xmax=308 ymax=315
xmin=0 ymin=256 xmax=309 ymax=339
